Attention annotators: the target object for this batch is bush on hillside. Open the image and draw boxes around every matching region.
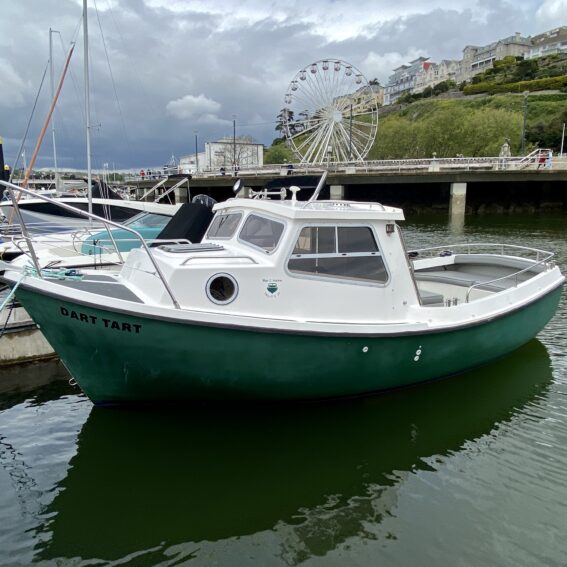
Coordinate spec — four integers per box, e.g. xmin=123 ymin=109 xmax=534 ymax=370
xmin=369 ymin=103 xmax=522 ymax=159
xmin=513 ymin=59 xmax=538 ymax=81
xmin=463 ymin=74 xmax=567 ymax=95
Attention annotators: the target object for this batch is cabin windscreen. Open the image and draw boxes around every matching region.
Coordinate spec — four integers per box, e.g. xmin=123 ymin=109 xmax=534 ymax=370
xmin=239 ymin=214 xmax=285 ymax=252
xmin=207 ymin=212 xmax=243 ymax=239
xmin=288 ymin=225 xmax=388 ymax=283
xmin=124 ymin=212 xmax=171 ymax=228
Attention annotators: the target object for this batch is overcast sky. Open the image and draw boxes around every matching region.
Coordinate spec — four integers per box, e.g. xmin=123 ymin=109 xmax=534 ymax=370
xmin=0 ymin=0 xmax=564 ymax=170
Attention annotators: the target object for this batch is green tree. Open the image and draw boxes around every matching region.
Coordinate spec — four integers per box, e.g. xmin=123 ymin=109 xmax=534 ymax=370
xmin=275 ymin=109 xmax=295 ymax=137
xmin=264 ymin=144 xmax=294 ymax=164
xmin=527 ymin=107 xmax=567 ymax=151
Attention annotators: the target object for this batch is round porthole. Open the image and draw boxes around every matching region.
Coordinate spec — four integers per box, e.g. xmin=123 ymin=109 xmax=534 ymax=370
xmin=206 ymin=273 xmax=238 ymax=305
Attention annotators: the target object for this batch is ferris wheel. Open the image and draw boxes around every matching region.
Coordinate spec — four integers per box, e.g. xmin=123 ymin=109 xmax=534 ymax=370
xmin=281 ymin=59 xmax=378 ymax=164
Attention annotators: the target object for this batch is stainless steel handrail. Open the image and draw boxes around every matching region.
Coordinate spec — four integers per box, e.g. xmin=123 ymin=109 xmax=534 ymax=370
xmin=0 ymin=180 xmax=181 ymax=309
xmin=181 ymin=255 xmax=258 ymax=266
xmin=464 ymin=255 xmax=553 ymax=302
xmin=408 ymin=242 xmax=555 ymax=303
xmin=409 ymin=242 xmax=553 ymax=260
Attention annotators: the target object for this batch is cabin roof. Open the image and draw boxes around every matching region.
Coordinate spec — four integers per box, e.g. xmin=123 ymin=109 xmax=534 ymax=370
xmin=213 ymin=198 xmax=405 ymax=221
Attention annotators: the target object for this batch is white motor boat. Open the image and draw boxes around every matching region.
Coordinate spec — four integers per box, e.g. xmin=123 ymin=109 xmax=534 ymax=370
xmin=0 ymin=179 xmax=183 ymax=234
xmin=0 ymin=174 xmax=563 ymax=404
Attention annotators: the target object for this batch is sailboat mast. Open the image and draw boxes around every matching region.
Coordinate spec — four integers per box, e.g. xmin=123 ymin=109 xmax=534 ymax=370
xmin=83 ymin=0 xmax=92 ymax=218
xmin=49 ymin=28 xmax=59 ymax=192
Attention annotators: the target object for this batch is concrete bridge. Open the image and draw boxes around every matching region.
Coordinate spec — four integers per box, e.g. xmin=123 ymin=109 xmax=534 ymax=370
xmin=131 ymin=152 xmax=567 ymax=225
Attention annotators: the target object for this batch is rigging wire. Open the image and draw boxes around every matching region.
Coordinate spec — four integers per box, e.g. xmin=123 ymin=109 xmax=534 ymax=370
xmin=9 ymin=60 xmax=49 ymax=180
xmin=105 ymin=0 xmax=158 ymax=115
xmin=57 ymin=29 xmax=86 ymax=125
xmin=93 ymin=0 xmax=134 ymax=165
xmin=50 ymin=24 xmax=86 ymax=180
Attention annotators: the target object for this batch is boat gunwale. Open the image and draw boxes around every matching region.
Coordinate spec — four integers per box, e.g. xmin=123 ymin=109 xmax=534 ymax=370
xmin=6 ymin=273 xmax=564 ymax=338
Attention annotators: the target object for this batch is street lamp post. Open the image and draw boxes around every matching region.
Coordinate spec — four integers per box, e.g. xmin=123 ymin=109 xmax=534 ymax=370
xmin=349 ymin=103 xmax=353 ymax=161
xmin=194 ymin=130 xmax=198 ymax=174
xmin=232 ymin=115 xmax=237 ymax=173
xmin=521 ymin=91 xmax=529 ymax=156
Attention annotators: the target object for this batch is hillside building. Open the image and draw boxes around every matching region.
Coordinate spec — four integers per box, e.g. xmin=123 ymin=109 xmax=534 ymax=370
xmin=384 ymin=57 xmax=430 ymax=105
xmin=381 ymin=30 xmax=546 ymax=105
xmin=334 ymin=83 xmax=384 ymax=114
xmin=355 ymin=83 xmax=384 ymax=108
xmin=459 ymin=33 xmax=532 ymax=81
xmin=526 ymin=27 xmax=567 ymax=59
xmin=414 ymin=59 xmax=461 ymax=93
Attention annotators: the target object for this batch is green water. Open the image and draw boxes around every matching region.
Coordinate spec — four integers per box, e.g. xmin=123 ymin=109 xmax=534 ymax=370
xmin=0 ymin=214 xmax=566 ymax=566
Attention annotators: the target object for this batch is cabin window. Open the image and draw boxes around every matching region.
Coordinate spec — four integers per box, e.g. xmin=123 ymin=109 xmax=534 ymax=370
xmin=338 ymin=226 xmax=378 ymax=253
xmin=239 ymin=214 xmax=285 ymax=252
xmin=206 ymin=213 xmax=242 ymax=239
xmin=288 ymin=225 xmax=388 ymax=283
xmin=292 ymin=226 xmax=335 ymax=254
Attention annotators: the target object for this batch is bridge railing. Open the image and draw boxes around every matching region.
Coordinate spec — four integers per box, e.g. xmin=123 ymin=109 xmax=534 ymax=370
xmin=125 ymin=150 xmax=563 ymax=181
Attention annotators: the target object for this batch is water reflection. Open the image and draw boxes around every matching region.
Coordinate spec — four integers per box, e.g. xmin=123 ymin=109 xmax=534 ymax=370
xmin=36 ymin=340 xmax=552 ymax=565
xmin=403 ymin=213 xmax=567 ymax=252
xmin=448 ymin=211 xmax=465 ymax=235
xmin=0 ymin=359 xmax=72 ymax=411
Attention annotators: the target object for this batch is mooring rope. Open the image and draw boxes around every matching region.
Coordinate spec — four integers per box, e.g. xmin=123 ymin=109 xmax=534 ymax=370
xmin=0 ymin=272 xmax=26 ymax=313
xmin=0 ymin=265 xmax=84 ymax=339
xmin=0 ymin=265 xmax=83 ymax=315
xmin=0 ymin=298 xmax=16 ymax=339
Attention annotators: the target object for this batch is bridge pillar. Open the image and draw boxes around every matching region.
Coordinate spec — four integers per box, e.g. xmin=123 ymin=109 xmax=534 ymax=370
xmin=174 ymin=184 xmax=190 ymax=204
xmin=449 ymin=182 xmax=467 ymax=231
xmin=330 ymin=185 xmax=345 ymax=200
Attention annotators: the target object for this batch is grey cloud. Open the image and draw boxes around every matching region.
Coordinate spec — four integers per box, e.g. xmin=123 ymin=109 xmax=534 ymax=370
xmin=0 ymin=0 xmax=559 ymax=169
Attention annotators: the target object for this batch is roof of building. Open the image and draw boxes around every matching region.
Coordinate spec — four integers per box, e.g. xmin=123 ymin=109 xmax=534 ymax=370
xmin=531 ymin=26 xmax=567 ymax=46
xmin=408 ymin=57 xmax=430 ymax=64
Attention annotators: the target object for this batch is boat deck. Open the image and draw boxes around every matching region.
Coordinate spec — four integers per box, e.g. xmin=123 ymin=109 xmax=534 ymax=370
xmin=414 ymin=254 xmax=546 ymax=306
xmin=50 ymin=274 xmax=143 ymax=303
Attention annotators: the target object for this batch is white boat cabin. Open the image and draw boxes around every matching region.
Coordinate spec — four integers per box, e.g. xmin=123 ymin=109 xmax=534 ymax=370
xmin=119 ymin=196 xmax=557 ymax=327
xmin=122 ymin=198 xmax=413 ymax=323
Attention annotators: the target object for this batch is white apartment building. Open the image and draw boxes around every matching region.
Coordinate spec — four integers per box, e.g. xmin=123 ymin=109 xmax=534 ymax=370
xmin=382 ymin=31 xmax=551 ymax=104
xmin=204 ymin=138 xmax=264 ymax=172
xmin=526 ymin=27 xmax=567 ymax=59
xmin=181 ymin=139 xmax=263 ymax=173
xmin=384 ymin=57 xmax=430 ymax=105
xmin=179 ymin=152 xmax=207 ymax=174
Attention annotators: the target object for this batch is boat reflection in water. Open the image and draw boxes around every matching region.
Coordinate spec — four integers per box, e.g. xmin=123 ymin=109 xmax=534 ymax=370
xmin=37 ymin=340 xmax=552 ymax=565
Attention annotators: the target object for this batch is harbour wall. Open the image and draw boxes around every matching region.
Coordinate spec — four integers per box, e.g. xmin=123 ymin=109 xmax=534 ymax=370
xmin=339 ymin=180 xmax=567 ymax=215
xmin=135 ymin=169 xmax=567 ymax=215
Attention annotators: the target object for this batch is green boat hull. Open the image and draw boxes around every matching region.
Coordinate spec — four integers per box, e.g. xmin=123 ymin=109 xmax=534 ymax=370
xmin=15 ymin=285 xmax=562 ymax=404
